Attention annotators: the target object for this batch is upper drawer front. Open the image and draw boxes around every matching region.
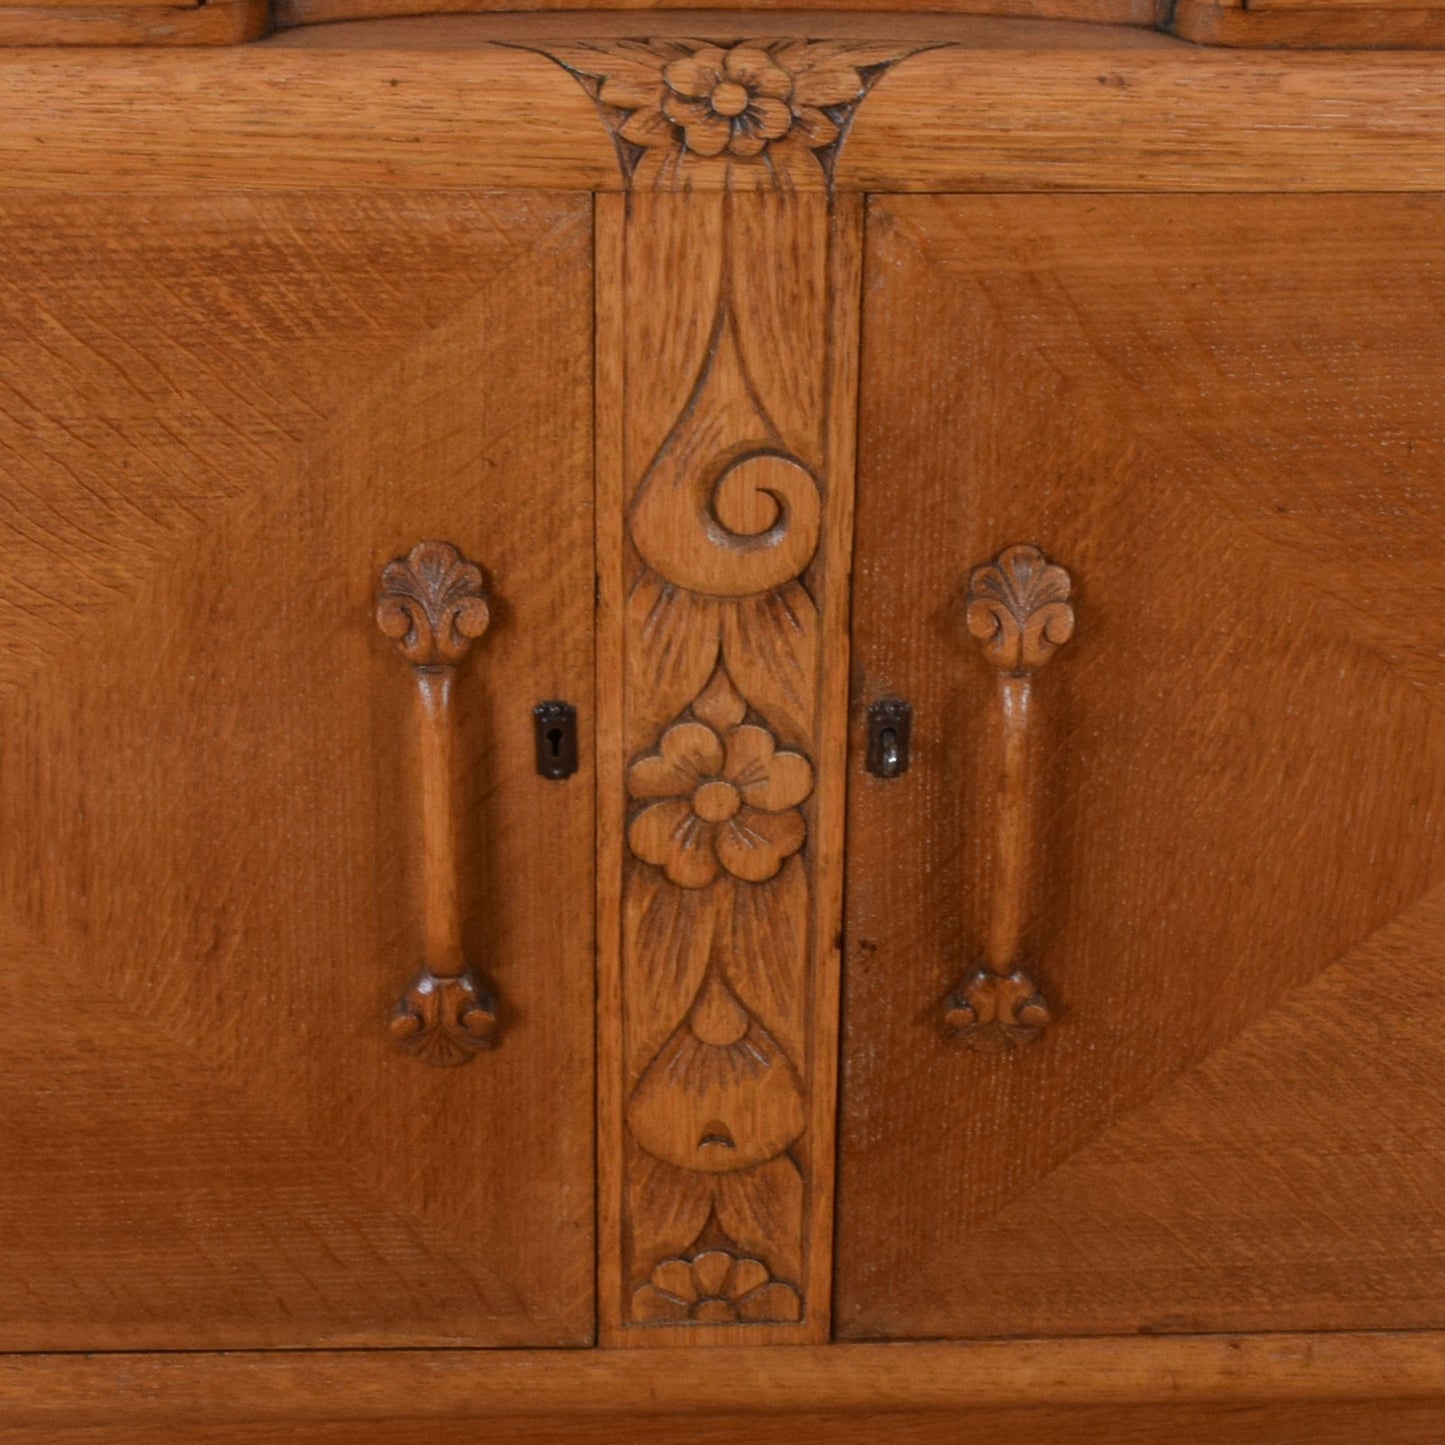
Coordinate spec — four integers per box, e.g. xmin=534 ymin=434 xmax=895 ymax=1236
xmin=837 ymin=193 xmax=1445 ymax=1340
xmin=0 ymin=189 xmax=596 ymax=1348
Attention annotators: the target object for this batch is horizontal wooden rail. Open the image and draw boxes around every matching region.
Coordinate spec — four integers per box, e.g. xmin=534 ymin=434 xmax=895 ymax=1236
xmin=4 ymin=27 xmax=1445 ymax=193
xmin=0 ymin=1335 xmax=1440 ymax=1426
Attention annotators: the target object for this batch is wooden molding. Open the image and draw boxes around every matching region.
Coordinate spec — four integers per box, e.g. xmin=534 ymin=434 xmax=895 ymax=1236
xmin=596 ymin=189 xmax=859 ymax=1344
xmin=0 ymin=0 xmax=268 ymax=45
xmin=1 ymin=1335 xmax=1441 ymax=1428
xmin=3 ymin=0 xmax=1445 ymax=54
xmin=7 ymin=32 xmax=1445 ymax=193
xmin=1171 ymin=0 xmax=1445 ymax=46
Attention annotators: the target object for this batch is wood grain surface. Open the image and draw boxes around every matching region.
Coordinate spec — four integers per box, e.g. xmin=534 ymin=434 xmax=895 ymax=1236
xmin=595 ymin=189 xmax=859 ymax=1345
xmin=0 ymin=0 xmax=267 ymax=46
xmin=0 ymin=1335 xmax=1440 ymax=1425
xmin=4 ymin=0 xmax=1442 ymax=52
xmin=837 ymin=192 xmax=1445 ymax=1341
xmin=1173 ymin=0 xmax=1445 ymax=46
xmin=8 ymin=29 xmax=1445 ymax=194
xmin=3 ymin=1402 xmax=1444 ymax=1445
xmin=0 ymin=189 xmax=596 ymax=1347
xmin=275 ymin=0 xmax=1162 ymax=26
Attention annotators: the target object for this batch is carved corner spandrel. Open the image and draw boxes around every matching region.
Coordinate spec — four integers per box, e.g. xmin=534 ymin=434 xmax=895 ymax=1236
xmin=528 ymin=37 xmax=927 ymax=192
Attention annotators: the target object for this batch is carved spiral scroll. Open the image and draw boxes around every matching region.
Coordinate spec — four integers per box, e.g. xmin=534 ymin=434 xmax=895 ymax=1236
xmin=631 ymin=447 xmax=822 ymax=599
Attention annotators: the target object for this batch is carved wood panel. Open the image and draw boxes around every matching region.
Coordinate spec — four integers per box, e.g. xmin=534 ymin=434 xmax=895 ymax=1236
xmin=597 ymin=189 xmax=861 ymax=1344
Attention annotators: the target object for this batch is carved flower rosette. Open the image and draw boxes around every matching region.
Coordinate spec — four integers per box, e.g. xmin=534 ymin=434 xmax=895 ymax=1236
xmin=532 ymin=37 xmax=921 ymax=189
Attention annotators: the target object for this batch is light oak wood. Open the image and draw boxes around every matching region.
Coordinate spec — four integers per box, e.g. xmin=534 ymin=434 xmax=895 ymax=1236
xmin=2 ymin=4 xmax=1444 ymax=1426
xmin=11 ymin=0 xmax=1439 ymax=50
xmin=595 ymin=189 xmax=860 ymax=1345
xmin=942 ymin=545 xmax=1075 ymax=1052
xmin=1173 ymin=0 xmax=1445 ymax=46
xmin=276 ymin=0 xmax=1162 ymax=25
xmin=841 ymin=47 xmax=1445 ymax=191
xmin=0 ymin=1335 xmax=1440 ymax=1425
xmin=4 ymin=1402 xmax=1444 ymax=1445
xmin=376 ymin=541 xmax=499 ymax=1062
xmin=838 ymin=191 xmax=1445 ymax=1341
xmin=0 ymin=189 xmax=596 ymax=1347
xmin=10 ymin=32 xmax=1445 ymax=194
xmin=0 ymin=0 xmax=267 ymax=45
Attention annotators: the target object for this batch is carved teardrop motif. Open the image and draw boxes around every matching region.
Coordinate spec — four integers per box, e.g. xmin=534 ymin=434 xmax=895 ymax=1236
xmin=629 ymin=314 xmax=821 ymax=599
xmin=627 ymin=974 xmax=807 ymax=1174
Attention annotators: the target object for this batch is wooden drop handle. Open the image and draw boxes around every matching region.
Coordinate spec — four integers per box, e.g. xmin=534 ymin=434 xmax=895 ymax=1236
xmin=376 ymin=540 xmax=498 ymax=1066
xmin=943 ymin=544 xmax=1074 ymax=1054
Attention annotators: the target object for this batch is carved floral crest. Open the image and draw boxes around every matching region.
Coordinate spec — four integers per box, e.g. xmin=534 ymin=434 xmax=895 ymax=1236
xmin=529 ymin=37 xmax=921 ymax=189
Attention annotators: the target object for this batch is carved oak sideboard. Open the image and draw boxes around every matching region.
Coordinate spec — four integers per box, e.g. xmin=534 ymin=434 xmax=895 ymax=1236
xmin=1 ymin=7 xmax=1443 ymax=1440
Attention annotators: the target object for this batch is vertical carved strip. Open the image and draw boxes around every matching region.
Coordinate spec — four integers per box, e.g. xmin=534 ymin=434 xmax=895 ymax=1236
xmin=944 ymin=544 xmax=1075 ymax=1054
xmin=597 ymin=192 xmax=860 ymax=1345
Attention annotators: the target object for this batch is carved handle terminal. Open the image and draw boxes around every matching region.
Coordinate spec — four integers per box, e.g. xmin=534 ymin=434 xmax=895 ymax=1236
xmin=376 ymin=540 xmax=498 ymax=1066
xmin=944 ymin=544 xmax=1074 ymax=1053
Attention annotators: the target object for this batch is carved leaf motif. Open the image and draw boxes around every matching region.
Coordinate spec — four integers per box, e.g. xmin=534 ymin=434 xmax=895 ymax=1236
xmin=724 ymin=854 xmax=809 ymax=1065
xmin=966 ymin=543 xmax=1075 ymax=675
xmin=624 ymin=192 xmax=726 ymax=470
xmin=715 ymin=1153 xmax=805 ymax=1286
xmin=626 ymin=985 xmax=807 ymax=1173
xmin=530 ymin=37 xmax=925 ymax=191
xmin=627 ymin=572 xmax=722 ymax=753
xmin=623 ymin=871 xmax=720 ymax=1075
xmin=721 ymin=579 xmax=820 ymax=752
xmin=629 ymin=1151 xmax=715 ymax=1267
xmin=375 ymin=540 xmax=490 ymax=667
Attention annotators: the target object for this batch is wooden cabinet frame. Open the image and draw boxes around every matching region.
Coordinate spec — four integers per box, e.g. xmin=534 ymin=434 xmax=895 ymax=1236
xmin=1 ymin=13 xmax=1443 ymax=1435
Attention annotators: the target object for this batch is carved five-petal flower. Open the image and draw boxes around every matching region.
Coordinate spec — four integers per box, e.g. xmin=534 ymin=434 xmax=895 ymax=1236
xmin=628 ymin=673 xmax=813 ymax=888
xmin=537 ymin=37 xmax=917 ymax=186
xmin=633 ymin=1249 xmax=803 ymax=1325
xmin=656 ymin=44 xmax=822 ymax=159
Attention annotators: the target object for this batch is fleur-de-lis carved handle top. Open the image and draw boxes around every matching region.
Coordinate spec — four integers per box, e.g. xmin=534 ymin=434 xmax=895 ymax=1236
xmin=966 ymin=543 xmax=1075 ymax=676
xmin=946 ymin=544 xmax=1076 ymax=1054
xmin=376 ymin=540 xmax=497 ymax=1066
xmin=376 ymin=540 xmax=491 ymax=669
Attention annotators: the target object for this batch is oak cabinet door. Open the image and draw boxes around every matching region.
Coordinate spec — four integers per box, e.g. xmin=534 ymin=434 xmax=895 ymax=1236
xmin=0 ymin=191 xmax=595 ymax=1347
xmin=837 ymin=195 xmax=1445 ymax=1340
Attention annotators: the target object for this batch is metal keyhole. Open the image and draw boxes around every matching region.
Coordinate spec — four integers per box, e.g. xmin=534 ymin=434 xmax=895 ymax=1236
xmin=866 ymin=699 xmax=912 ymax=778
